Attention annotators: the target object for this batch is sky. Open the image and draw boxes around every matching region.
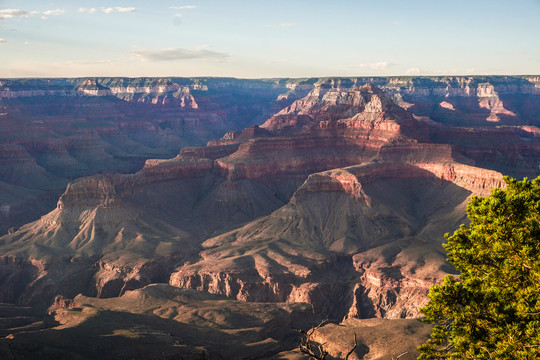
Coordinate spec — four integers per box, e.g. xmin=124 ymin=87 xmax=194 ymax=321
xmin=0 ymin=0 xmax=539 ymax=78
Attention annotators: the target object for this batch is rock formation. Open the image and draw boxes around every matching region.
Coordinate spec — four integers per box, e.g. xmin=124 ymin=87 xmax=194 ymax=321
xmin=0 ymin=77 xmax=539 ymax=358
xmin=1 ymin=82 xmax=537 ymax=312
xmin=2 ymin=76 xmax=538 ymax=235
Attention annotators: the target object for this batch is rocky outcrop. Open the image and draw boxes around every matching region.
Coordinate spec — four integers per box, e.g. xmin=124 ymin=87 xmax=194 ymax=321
xmin=260 ymin=84 xmax=416 ymax=135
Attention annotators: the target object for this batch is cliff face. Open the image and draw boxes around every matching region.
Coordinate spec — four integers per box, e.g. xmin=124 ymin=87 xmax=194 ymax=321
xmin=0 ymin=80 xmax=539 ymax=322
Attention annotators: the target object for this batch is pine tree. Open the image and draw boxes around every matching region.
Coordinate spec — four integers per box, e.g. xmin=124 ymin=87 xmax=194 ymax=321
xmin=418 ymin=176 xmax=540 ymax=359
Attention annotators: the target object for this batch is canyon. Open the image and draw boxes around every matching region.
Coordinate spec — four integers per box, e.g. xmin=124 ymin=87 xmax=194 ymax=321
xmin=0 ymin=76 xmax=539 ymax=359
xmin=1 ymin=76 xmax=539 ymax=236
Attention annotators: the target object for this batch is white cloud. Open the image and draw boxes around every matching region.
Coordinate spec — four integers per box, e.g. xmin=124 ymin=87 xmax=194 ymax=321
xmin=102 ymin=7 xmax=136 ymax=14
xmin=174 ymin=13 xmax=183 ymax=18
xmin=0 ymin=38 xmax=6 ymax=43
xmin=406 ymin=67 xmax=420 ymax=75
xmin=116 ymin=7 xmax=136 ymax=13
xmin=131 ymin=46 xmax=229 ymax=62
xmin=371 ymin=61 xmax=391 ymax=70
xmin=279 ymin=23 xmax=296 ymax=27
xmin=0 ymin=9 xmax=38 ymax=19
xmin=170 ymin=5 xmax=197 ymax=10
xmin=78 ymin=8 xmax=97 ymax=14
xmin=43 ymin=9 xmax=64 ymax=16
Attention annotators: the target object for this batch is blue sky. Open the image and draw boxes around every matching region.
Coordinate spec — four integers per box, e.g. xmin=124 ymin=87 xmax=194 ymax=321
xmin=0 ymin=0 xmax=539 ymax=78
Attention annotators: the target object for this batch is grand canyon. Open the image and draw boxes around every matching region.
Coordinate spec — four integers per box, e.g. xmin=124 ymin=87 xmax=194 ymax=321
xmin=0 ymin=76 xmax=539 ymax=359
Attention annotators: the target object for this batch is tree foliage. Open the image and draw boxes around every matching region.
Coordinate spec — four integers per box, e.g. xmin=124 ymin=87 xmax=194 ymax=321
xmin=418 ymin=176 xmax=540 ymax=359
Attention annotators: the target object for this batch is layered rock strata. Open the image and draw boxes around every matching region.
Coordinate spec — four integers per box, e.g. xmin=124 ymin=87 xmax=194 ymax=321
xmin=0 ymin=83 xmax=538 ymax=321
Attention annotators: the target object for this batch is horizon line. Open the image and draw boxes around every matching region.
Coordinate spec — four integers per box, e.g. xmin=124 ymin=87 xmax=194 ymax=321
xmin=1 ymin=74 xmax=539 ymax=81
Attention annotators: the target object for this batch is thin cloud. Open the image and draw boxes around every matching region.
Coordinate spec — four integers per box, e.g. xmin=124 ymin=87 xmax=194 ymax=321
xmin=406 ymin=67 xmax=420 ymax=75
xmin=78 ymin=8 xmax=97 ymax=14
xmin=174 ymin=13 xmax=183 ymax=18
xmin=356 ymin=61 xmax=393 ymax=70
xmin=102 ymin=7 xmax=136 ymax=14
xmin=131 ymin=46 xmax=229 ymax=62
xmin=265 ymin=59 xmax=289 ymax=64
xmin=279 ymin=23 xmax=296 ymax=27
xmin=170 ymin=5 xmax=197 ymax=10
xmin=0 ymin=38 xmax=6 ymax=43
xmin=0 ymin=9 xmax=38 ymax=19
xmin=62 ymin=59 xmax=114 ymax=65
xmin=43 ymin=9 xmax=64 ymax=16
xmin=435 ymin=68 xmax=459 ymax=75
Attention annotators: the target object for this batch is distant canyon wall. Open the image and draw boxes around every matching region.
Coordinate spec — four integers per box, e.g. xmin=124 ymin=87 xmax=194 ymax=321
xmin=0 ymin=75 xmax=539 ymax=236
xmin=3 ymin=75 xmax=539 ymax=126
xmin=2 ymin=75 xmax=539 ymax=100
